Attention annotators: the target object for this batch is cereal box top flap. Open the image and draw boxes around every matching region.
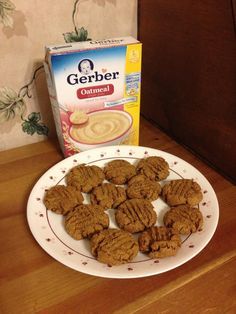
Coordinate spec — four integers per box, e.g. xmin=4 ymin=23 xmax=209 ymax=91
xmin=45 ymin=36 xmax=140 ymax=56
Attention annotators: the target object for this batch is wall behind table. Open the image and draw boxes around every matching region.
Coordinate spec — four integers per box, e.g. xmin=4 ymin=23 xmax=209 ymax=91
xmin=139 ymin=0 xmax=236 ymax=182
xmin=0 ymin=0 xmax=137 ymax=151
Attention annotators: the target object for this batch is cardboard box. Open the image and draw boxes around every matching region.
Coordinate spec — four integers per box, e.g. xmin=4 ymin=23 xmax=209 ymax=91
xmin=44 ymin=37 xmax=142 ymax=156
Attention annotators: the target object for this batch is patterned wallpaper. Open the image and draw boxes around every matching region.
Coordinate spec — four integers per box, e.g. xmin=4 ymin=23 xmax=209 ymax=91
xmin=0 ymin=0 xmax=137 ymax=151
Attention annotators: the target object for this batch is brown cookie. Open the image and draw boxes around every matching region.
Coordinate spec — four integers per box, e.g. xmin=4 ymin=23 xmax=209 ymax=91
xmin=115 ymin=199 xmax=157 ymax=233
xmin=65 ymin=204 xmax=109 ymax=240
xmin=104 ymin=159 xmax=136 ymax=185
xmin=163 ymin=204 xmax=203 ymax=234
xmin=90 ymin=229 xmax=139 ymax=266
xmin=90 ymin=183 xmax=127 ymax=210
xmin=138 ymin=226 xmax=181 ymax=258
xmin=136 ymin=156 xmax=169 ymax=181
xmin=127 ymin=174 xmax=161 ymax=201
xmin=162 ymin=179 xmax=203 ymax=206
xmin=44 ymin=185 xmax=83 ymax=215
xmin=66 ymin=164 xmax=105 ymax=193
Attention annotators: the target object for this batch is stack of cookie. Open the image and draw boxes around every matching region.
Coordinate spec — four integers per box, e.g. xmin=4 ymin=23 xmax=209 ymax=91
xmin=44 ymin=156 xmax=204 ymax=266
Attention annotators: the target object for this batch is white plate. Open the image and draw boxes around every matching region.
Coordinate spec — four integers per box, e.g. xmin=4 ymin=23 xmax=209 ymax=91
xmin=27 ymin=145 xmax=219 ymax=278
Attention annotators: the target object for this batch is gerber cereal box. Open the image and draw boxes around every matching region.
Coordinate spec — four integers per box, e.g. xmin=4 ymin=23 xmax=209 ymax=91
xmin=44 ymin=36 xmax=142 ymax=156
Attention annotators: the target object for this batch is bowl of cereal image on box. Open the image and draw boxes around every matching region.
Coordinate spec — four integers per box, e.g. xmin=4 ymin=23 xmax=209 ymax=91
xmin=69 ymin=109 xmax=133 ymax=151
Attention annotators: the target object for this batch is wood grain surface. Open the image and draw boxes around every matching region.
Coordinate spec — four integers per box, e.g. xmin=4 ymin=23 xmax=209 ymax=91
xmin=0 ymin=117 xmax=235 ymax=314
xmin=138 ymin=0 xmax=236 ymax=182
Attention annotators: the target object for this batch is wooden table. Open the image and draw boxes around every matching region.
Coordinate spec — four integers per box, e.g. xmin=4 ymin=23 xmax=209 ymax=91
xmin=1 ymin=117 xmax=235 ymax=313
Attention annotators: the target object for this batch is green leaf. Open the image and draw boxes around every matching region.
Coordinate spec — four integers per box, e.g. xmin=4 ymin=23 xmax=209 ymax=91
xmin=0 ymin=0 xmax=16 ymax=28
xmin=0 ymin=87 xmax=26 ymax=123
xmin=63 ymin=27 xmax=91 ymax=43
xmin=36 ymin=124 xmax=49 ymax=136
xmin=28 ymin=112 xmax=41 ymax=122
xmin=1 ymin=0 xmax=16 ymax=10
xmin=21 ymin=112 xmax=49 ymax=136
xmin=22 ymin=121 xmax=35 ymax=135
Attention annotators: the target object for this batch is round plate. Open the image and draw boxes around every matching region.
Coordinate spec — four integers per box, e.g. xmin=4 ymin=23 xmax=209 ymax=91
xmin=27 ymin=145 xmax=219 ymax=278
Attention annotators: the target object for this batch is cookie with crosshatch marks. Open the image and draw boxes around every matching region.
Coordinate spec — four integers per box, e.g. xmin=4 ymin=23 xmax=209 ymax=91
xmin=115 ymin=198 xmax=157 ymax=233
xmin=104 ymin=159 xmax=136 ymax=185
xmin=65 ymin=204 xmax=109 ymax=240
xmin=44 ymin=185 xmax=83 ymax=215
xmin=162 ymin=179 xmax=203 ymax=206
xmin=127 ymin=174 xmax=161 ymax=201
xmin=90 ymin=183 xmax=127 ymax=210
xmin=138 ymin=226 xmax=181 ymax=258
xmin=136 ymin=156 xmax=169 ymax=181
xmin=90 ymin=229 xmax=139 ymax=266
xmin=163 ymin=204 xmax=203 ymax=234
xmin=66 ymin=164 xmax=104 ymax=193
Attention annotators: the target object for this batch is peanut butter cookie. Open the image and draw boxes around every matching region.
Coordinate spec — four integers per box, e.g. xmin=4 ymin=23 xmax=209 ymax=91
xmin=44 ymin=185 xmax=83 ymax=215
xmin=115 ymin=199 xmax=157 ymax=233
xmin=127 ymin=174 xmax=161 ymax=201
xmin=66 ymin=164 xmax=105 ymax=193
xmin=65 ymin=204 xmax=109 ymax=240
xmin=136 ymin=156 xmax=169 ymax=181
xmin=90 ymin=183 xmax=127 ymax=210
xmin=90 ymin=229 xmax=139 ymax=266
xmin=104 ymin=159 xmax=136 ymax=185
xmin=163 ymin=204 xmax=203 ymax=234
xmin=162 ymin=179 xmax=203 ymax=206
xmin=138 ymin=226 xmax=181 ymax=258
